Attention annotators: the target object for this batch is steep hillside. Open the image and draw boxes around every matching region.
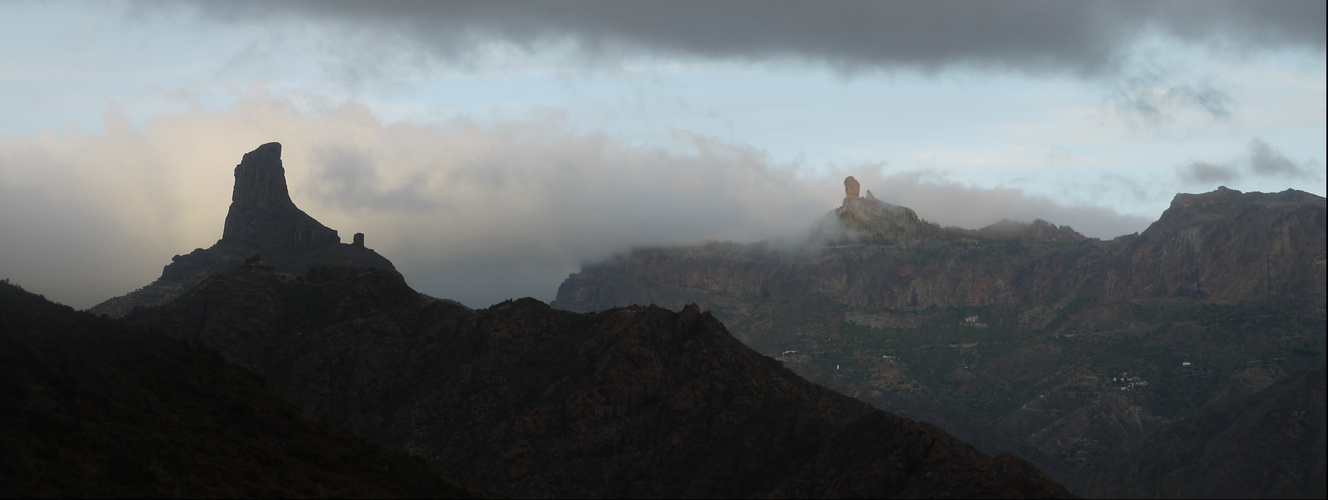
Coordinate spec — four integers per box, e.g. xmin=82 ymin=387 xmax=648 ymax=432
xmin=552 ymin=180 xmax=1328 ymax=497
xmin=127 ymin=262 xmax=1071 ymax=498
xmin=0 ymin=280 xmax=481 ymax=498
xmin=89 ymin=143 xmax=399 ymax=318
xmin=1074 ymin=366 xmax=1326 ymax=498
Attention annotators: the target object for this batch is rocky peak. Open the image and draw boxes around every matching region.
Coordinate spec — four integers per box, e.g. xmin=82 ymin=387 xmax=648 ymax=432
xmin=844 ymin=175 xmax=861 ymax=199
xmin=834 ymin=176 xmax=929 ymax=239
xmin=221 ymin=142 xmax=340 ymax=252
xmin=90 ymin=142 xmax=400 ymax=318
xmin=229 ymin=142 xmax=294 ymax=209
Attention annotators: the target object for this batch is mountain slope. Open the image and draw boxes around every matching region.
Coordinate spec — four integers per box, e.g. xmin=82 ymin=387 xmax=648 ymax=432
xmin=126 ymin=262 xmax=1071 ymax=498
xmin=1076 ymin=366 xmax=1326 ymax=498
xmin=0 ymin=280 xmax=481 ymax=498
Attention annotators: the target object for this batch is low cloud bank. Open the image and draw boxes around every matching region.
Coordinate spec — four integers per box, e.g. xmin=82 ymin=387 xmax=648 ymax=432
xmin=2 ymin=93 xmax=1152 ymax=308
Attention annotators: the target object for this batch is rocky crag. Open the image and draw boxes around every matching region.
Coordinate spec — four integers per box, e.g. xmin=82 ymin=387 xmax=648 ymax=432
xmin=553 ymin=178 xmax=1327 ymax=498
xmin=89 ymin=143 xmax=398 ymax=317
xmin=126 ymin=262 xmax=1071 ymax=498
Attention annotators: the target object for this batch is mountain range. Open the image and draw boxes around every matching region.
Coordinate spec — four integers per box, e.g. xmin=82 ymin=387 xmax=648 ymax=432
xmin=553 ymin=176 xmax=1327 ymax=497
xmin=6 ymin=144 xmax=1323 ymax=497
xmin=6 ymin=144 xmax=1081 ymax=498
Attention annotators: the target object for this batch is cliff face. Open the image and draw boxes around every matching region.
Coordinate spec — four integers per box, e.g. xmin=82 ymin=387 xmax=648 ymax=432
xmin=552 ymin=184 xmax=1327 ymax=498
xmin=1110 ymin=187 xmax=1327 ymax=301
xmin=88 ymin=143 xmax=399 ymax=317
xmin=126 ymin=263 xmax=1071 ymax=499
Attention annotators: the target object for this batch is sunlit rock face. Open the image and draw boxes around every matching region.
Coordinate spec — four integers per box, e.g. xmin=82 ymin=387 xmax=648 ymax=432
xmin=89 ymin=142 xmax=399 ymax=317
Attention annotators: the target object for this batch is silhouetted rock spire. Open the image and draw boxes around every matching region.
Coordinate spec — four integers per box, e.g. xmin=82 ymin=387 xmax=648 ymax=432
xmin=90 ymin=142 xmax=401 ymax=318
xmin=221 ymin=142 xmax=340 ymax=252
xmin=229 ymin=142 xmax=293 ymax=208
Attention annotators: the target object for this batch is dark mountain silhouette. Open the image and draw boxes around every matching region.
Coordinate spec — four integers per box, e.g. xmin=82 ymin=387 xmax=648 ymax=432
xmin=88 ymin=142 xmax=398 ymax=318
xmin=0 ymin=280 xmax=482 ymax=498
xmin=552 ymin=179 xmax=1327 ymax=498
xmin=125 ymin=261 xmax=1071 ymax=498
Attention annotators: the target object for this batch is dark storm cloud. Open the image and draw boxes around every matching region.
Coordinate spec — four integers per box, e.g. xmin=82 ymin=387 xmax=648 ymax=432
xmin=1178 ymin=161 xmax=1241 ymax=184
xmin=169 ymin=0 xmax=1325 ymax=76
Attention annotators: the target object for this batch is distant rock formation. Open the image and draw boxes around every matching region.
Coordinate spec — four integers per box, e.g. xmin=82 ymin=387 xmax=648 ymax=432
xmin=844 ymin=176 xmax=861 ymax=199
xmin=89 ymin=142 xmax=400 ymax=317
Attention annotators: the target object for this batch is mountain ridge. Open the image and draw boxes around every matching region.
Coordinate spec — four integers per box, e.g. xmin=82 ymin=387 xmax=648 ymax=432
xmin=125 ymin=261 xmax=1072 ymax=498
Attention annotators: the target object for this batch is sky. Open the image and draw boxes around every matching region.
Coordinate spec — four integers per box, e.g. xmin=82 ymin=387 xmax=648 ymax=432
xmin=0 ymin=1 xmax=1324 ymax=309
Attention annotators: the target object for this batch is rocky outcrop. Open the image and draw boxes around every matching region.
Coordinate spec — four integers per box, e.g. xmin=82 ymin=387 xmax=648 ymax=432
xmin=220 ymin=142 xmax=340 ymax=252
xmin=125 ymin=263 xmax=1071 ymax=498
xmin=844 ymin=175 xmax=861 ymax=199
xmin=88 ymin=143 xmax=399 ymax=317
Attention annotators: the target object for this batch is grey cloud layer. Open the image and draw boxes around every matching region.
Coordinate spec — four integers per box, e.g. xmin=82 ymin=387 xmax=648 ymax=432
xmin=175 ymin=0 xmax=1325 ymax=75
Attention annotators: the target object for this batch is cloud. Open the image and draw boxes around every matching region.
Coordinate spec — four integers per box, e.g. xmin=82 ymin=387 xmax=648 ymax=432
xmin=168 ymin=0 xmax=1324 ymax=77
xmin=1175 ymin=138 xmax=1323 ymax=189
xmin=1105 ymin=72 xmax=1235 ymax=124
xmin=0 ymin=91 xmax=1156 ymax=310
xmin=1178 ymin=161 xmax=1241 ymax=184
xmin=1247 ymin=138 xmax=1316 ymax=179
